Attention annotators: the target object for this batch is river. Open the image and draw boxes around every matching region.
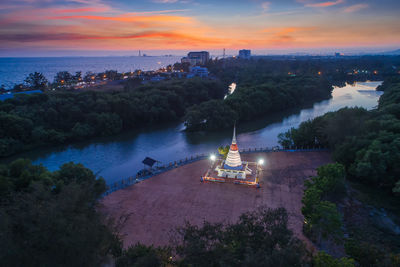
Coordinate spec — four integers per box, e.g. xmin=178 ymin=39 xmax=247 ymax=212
xmin=11 ymin=81 xmax=383 ymax=184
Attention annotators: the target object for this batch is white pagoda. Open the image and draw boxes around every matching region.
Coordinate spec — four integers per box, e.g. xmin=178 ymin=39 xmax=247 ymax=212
xmin=216 ymin=126 xmax=252 ymax=179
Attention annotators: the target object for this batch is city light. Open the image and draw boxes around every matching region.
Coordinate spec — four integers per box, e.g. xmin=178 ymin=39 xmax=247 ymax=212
xmin=258 ymin=159 xmax=264 ymax=165
xmin=210 ymin=154 xmax=216 ymax=161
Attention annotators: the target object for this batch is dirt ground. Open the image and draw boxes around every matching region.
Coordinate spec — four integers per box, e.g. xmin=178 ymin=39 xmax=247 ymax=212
xmin=100 ymin=151 xmax=332 ymax=248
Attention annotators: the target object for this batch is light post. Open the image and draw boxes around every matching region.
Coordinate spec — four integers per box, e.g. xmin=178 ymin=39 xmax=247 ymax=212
xmin=210 ymin=154 xmax=216 ymax=169
xmin=258 ymin=159 xmax=264 ymax=169
xmin=203 ymin=154 xmax=217 ymax=182
xmin=256 ymin=159 xmax=264 ymax=186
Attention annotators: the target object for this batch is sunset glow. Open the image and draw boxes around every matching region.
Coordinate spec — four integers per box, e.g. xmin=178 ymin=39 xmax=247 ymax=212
xmin=0 ymin=0 xmax=399 ymax=56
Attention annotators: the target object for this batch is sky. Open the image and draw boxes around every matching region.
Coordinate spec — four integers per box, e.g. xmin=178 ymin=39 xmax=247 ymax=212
xmin=0 ymin=0 xmax=399 ymax=56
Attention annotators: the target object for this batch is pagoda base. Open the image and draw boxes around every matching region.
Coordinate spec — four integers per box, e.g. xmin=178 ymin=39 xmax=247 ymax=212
xmin=202 ymin=159 xmax=260 ymax=187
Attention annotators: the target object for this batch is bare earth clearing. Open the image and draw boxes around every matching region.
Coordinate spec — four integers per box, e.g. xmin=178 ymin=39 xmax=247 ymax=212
xmin=101 ymin=151 xmax=332 ymax=248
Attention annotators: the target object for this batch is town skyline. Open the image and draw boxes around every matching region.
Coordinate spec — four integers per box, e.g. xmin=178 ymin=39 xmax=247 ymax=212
xmin=0 ymin=0 xmax=399 ymax=57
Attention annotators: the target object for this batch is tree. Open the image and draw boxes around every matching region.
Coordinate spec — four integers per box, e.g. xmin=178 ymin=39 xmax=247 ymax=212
xmin=12 ymin=83 xmax=26 ymax=92
xmin=394 ymin=180 xmax=400 ymax=193
xmin=105 ymin=70 xmax=118 ymax=80
xmin=217 ymin=145 xmax=230 ymax=159
xmin=312 ymin=201 xmax=342 ymax=242
xmin=301 ymin=163 xmax=345 ymax=243
xmin=315 ymin=163 xmax=346 ymax=197
xmin=116 ymin=244 xmax=172 ymax=267
xmin=24 ymin=72 xmax=48 ymax=90
xmin=176 ymin=207 xmax=309 ymax=266
xmin=84 ymin=71 xmax=96 ymax=82
xmin=54 ymin=71 xmax=74 ymax=87
xmin=313 ymin=251 xmax=355 ymax=267
xmin=0 ymin=159 xmax=121 ymax=266
xmin=74 ymin=71 xmax=82 ymax=83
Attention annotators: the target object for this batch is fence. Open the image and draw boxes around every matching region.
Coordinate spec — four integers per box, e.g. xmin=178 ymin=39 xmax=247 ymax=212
xmin=101 ymin=146 xmax=328 ymax=197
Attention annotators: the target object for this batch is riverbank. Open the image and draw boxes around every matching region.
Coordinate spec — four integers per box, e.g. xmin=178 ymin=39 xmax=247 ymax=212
xmin=3 ymin=81 xmax=379 ymax=183
xmin=100 ymin=151 xmax=332 ymax=248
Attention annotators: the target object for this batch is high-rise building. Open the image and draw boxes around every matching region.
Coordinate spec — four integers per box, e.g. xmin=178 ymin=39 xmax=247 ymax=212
xmin=181 ymin=51 xmax=210 ymax=66
xmin=238 ymin=49 xmax=251 ymax=59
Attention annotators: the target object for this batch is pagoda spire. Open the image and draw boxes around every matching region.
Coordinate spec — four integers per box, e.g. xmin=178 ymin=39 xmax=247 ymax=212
xmin=232 ymin=124 xmax=237 ymax=144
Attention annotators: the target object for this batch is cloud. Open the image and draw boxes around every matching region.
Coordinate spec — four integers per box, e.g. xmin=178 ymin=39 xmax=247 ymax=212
xmin=261 ymin=2 xmax=270 ymax=12
xmin=153 ymin=0 xmax=178 ymax=3
xmin=0 ymin=31 xmax=228 ymax=49
xmin=299 ymin=0 xmax=344 ymax=7
xmin=49 ymin=14 xmax=194 ymax=25
xmin=53 ymin=7 xmax=109 ymax=13
xmin=0 ymin=0 xmax=398 ymax=52
xmin=343 ymin=4 xmax=368 ymax=13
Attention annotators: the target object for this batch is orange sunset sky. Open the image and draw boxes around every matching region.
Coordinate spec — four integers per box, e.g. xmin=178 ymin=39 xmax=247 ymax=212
xmin=0 ymin=0 xmax=399 ymax=56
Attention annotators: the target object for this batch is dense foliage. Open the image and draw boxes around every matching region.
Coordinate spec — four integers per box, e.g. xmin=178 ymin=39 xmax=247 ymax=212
xmin=279 ymin=77 xmax=400 ymax=195
xmin=206 ymin=56 xmax=400 ymax=86
xmin=302 ymin=163 xmax=345 ymax=243
xmin=313 ymin=251 xmax=355 ymax=267
xmin=0 ymin=78 xmax=226 ymax=157
xmin=115 ymin=244 xmax=172 ymax=267
xmin=184 ymin=75 xmax=332 ymax=131
xmin=301 ymin=164 xmax=345 ymax=242
xmin=0 ymin=159 xmax=121 ymax=266
xmin=185 ymin=54 xmax=400 ymax=131
xmin=116 ymin=207 xmax=310 ymax=267
xmin=176 ymin=207 xmax=309 ymax=266
xmin=24 ymin=72 xmax=48 ymax=90
xmin=287 ymin=77 xmax=400 ymax=266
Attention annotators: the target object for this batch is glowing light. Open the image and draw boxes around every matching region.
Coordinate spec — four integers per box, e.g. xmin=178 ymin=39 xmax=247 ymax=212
xmin=318 ymin=71 xmax=322 ymax=75
xmin=210 ymin=154 xmax=216 ymax=161
xmin=258 ymin=159 xmax=264 ymax=165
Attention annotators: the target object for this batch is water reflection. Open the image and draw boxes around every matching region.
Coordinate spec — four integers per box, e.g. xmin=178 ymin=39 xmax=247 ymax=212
xmin=7 ymin=81 xmax=383 ymax=183
xmin=224 ymin=82 xmax=237 ymax=99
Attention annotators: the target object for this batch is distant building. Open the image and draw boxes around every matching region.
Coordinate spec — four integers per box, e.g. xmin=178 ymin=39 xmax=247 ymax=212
xmin=181 ymin=51 xmax=210 ymax=66
xmin=187 ymin=66 xmax=209 ymax=78
xmin=238 ymin=49 xmax=251 ymax=59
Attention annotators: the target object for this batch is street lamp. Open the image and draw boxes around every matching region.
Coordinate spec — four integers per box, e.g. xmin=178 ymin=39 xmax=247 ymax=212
xmin=258 ymin=159 xmax=264 ymax=165
xmin=210 ymin=154 xmax=216 ymax=161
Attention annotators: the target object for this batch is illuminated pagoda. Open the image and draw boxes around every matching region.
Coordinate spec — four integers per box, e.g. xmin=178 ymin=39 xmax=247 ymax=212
xmin=215 ymin=126 xmax=252 ymax=179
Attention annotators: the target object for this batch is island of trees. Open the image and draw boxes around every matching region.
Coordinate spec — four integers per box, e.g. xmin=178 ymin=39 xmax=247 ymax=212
xmin=1 ymin=55 xmax=399 ymax=157
xmin=0 ymin=78 xmax=226 ymax=157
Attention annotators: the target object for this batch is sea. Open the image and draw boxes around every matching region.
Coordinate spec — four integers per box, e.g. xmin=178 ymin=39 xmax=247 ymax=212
xmin=0 ymin=56 xmax=182 ymax=89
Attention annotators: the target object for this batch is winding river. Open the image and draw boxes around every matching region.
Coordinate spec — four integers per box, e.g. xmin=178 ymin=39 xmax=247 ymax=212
xmin=9 ymin=81 xmax=383 ymax=183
